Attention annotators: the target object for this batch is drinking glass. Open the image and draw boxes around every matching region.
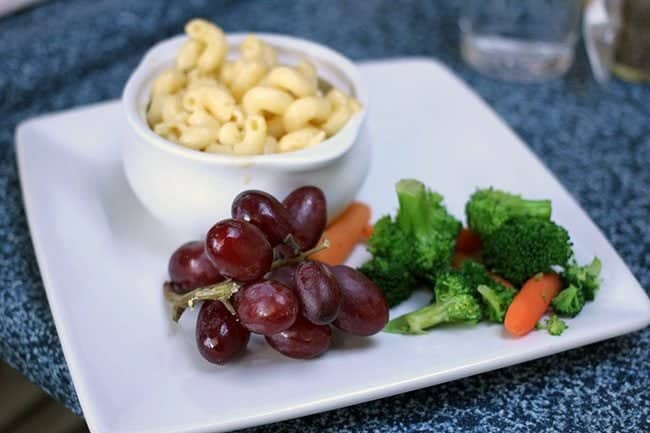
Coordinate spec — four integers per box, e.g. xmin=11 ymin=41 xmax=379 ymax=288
xmin=460 ymin=0 xmax=583 ymax=81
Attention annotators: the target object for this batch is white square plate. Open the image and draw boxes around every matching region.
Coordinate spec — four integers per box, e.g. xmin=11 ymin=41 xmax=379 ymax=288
xmin=16 ymin=59 xmax=650 ymax=433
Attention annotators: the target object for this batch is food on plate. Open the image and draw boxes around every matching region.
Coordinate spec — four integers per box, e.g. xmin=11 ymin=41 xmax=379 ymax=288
xmin=196 ymin=301 xmax=250 ymax=364
xmin=232 ymin=190 xmax=293 ymax=246
xmin=330 ymin=265 xmax=390 ymax=336
xmin=562 ymin=257 xmax=602 ymax=301
xmin=148 ymin=19 xmax=362 ymax=155
xmin=163 ymin=186 xmax=385 ymax=364
xmin=455 ymin=227 xmax=482 ymax=255
xmin=482 ymin=216 xmax=573 ymax=287
xmin=235 ymin=280 xmax=299 ymax=335
xmin=359 ymin=179 xmax=461 ymax=307
xmin=551 ymin=258 xmax=601 ymax=317
xmin=310 ymin=201 xmax=371 ymax=266
xmin=294 ymin=261 xmax=342 ymax=325
xmin=368 ymin=181 xmax=601 ymax=337
xmin=536 ymin=314 xmax=568 ymax=336
xmin=282 ymin=186 xmax=327 ymax=250
xmin=168 ymin=240 xmax=225 ymax=293
xmin=205 ymin=219 xmax=273 ymax=282
xmin=465 ymin=188 xmax=552 ymax=238
xmin=265 ymin=316 xmax=333 ymax=359
xmin=503 ymin=272 xmax=563 ymax=337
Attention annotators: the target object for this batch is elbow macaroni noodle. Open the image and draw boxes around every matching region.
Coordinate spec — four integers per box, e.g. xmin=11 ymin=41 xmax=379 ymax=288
xmin=147 ymin=19 xmax=361 ymax=154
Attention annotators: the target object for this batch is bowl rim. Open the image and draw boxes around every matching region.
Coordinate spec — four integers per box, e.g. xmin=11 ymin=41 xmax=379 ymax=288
xmin=122 ymin=32 xmax=367 ymax=169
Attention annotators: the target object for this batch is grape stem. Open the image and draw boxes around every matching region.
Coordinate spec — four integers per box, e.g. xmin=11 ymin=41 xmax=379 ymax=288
xmin=163 ymin=280 xmax=241 ymax=322
xmin=282 ymin=233 xmax=302 ymax=255
xmin=162 ymin=239 xmax=330 ymax=322
xmin=271 ymin=238 xmax=330 ymax=270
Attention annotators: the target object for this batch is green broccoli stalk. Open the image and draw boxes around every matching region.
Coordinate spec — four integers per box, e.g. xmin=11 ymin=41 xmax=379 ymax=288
xmin=395 ymin=179 xmax=461 ymax=283
xmin=536 ymin=314 xmax=568 ymax=336
xmin=466 ymin=188 xmax=552 ymax=238
xmin=384 ymin=269 xmax=483 ymax=334
xmin=551 ymin=285 xmax=585 ymax=317
xmin=359 ymin=179 xmax=461 ymax=306
xmin=384 ymin=294 xmax=483 ymax=335
xmin=482 ymin=217 xmax=573 ymax=286
xmin=477 ymin=284 xmax=517 ymax=323
xmin=563 ymin=257 xmax=602 ymax=301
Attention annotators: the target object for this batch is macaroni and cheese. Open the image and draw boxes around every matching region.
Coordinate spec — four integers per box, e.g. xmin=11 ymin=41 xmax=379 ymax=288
xmin=147 ymin=19 xmax=361 ymax=155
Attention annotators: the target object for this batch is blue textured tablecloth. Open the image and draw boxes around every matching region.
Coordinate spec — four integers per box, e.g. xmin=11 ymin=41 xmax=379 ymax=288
xmin=1 ymin=1 xmax=649 ymax=432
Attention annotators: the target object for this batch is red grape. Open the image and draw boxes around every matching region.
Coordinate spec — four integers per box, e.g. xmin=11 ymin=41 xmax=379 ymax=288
xmin=295 ymin=261 xmax=342 ymax=325
xmin=232 ymin=190 xmax=293 ymax=246
xmin=266 ymin=263 xmax=298 ymax=291
xmin=168 ymin=241 xmax=224 ymax=293
xmin=331 ymin=265 xmax=389 ymax=336
xmin=196 ymin=301 xmax=250 ymax=365
xmin=205 ymin=219 xmax=273 ymax=282
xmin=236 ymin=280 xmax=299 ymax=334
xmin=265 ymin=316 xmax=332 ymax=359
xmin=283 ymin=186 xmax=327 ymax=250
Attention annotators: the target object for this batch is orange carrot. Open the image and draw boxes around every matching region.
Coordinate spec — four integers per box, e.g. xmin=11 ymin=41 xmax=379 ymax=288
xmin=453 ymin=251 xmax=474 ymax=269
xmin=360 ymin=223 xmax=374 ymax=241
xmin=504 ymin=273 xmax=563 ymax=337
xmin=456 ymin=228 xmax=482 ymax=255
xmin=489 ymin=272 xmax=514 ymax=289
xmin=311 ymin=202 xmax=371 ymax=266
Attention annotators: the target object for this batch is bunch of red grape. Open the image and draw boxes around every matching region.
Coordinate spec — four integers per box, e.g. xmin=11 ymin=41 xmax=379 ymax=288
xmin=165 ymin=186 xmax=389 ymax=364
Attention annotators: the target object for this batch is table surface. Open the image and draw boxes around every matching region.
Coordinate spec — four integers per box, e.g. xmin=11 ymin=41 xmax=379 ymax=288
xmin=1 ymin=1 xmax=648 ymax=432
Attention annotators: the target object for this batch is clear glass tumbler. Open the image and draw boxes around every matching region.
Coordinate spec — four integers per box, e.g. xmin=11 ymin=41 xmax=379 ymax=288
xmin=460 ymin=0 xmax=583 ymax=81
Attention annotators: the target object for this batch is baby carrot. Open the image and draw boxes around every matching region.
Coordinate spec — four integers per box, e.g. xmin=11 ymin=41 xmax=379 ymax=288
xmin=456 ymin=228 xmax=482 ymax=255
xmin=360 ymin=223 xmax=374 ymax=241
xmin=452 ymin=251 xmax=474 ymax=269
xmin=504 ymin=272 xmax=563 ymax=337
xmin=310 ymin=202 xmax=371 ymax=266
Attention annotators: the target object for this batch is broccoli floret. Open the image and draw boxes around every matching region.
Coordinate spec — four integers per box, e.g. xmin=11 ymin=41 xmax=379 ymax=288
xmin=536 ymin=314 xmax=568 ymax=336
xmin=385 ymin=267 xmax=484 ymax=334
xmin=359 ymin=216 xmax=417 ymax=306
xmin=457 ymin=260 xmax=493 ymax=289
xmin=455 ymin=261 xmax=516 ymax=322
xmin=433 ymin=270 xmax=477 ymax=302
xmin=359 ymin=255 xmax=415 ymax=307
xmin=477 ymin=284 xmax=517 ymax=323
xmin=359 ymin=180 xmax=461 ymax=306
xmin=466 ymin=188 xmax=552 ymax=238
xmin=563 ymin=257 xmax=602 ymax=301
xmin=395 ymin=179 xmax=461 ymax=282
xmin=482 ymin=217 xmax=573 ymax=286
xmin=551 ymin=284 xmax=585 ymax=317
xmin=384 ymin=294 xmax=483 ymax=334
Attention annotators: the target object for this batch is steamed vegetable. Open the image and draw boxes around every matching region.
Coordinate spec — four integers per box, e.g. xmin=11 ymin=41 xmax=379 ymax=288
xmin=360 ymin=179 xmax=461 ymax=306
xmin=562 ymin=257 xmax=602 ymax=301
xmin=504 ymin=273 xmax=563 ymax=337
xmin=552 ymin=257 xmax=602 ymax=317
xmin=477 ymin=284 xmax=517 ymax=323
xmin=482 ymin=217 xmax=573 ymax=286
xmin=551 ymin=285 xmax=585 ymax=317
xmin=355 ymin=180 xmax=603 ymax=339
xmin=536 ymin=314 xmax=568 ymax=336
xmin=385 ymin=261 xmax=518 ymax=334
xmin=457 ymin=260 xmax=516 ymax=323
xmin=466 ymin=188 xmax=552 ymax=238
xmin=311 ymin=202 xmax=371 ymax=266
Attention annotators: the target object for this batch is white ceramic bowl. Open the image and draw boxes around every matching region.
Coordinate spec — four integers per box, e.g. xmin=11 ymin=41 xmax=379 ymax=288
xmin=122 ymin=33 xmax=370 ymax=238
